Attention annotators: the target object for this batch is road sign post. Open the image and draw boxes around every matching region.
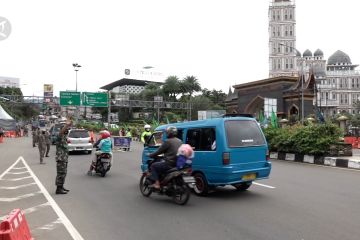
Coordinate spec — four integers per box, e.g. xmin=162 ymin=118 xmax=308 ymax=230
xmin=82 ymin=92 xmax=108 ymax=107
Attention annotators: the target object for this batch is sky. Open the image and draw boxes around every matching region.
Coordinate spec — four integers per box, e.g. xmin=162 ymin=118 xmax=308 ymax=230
xmin=1 ymin=0 xmax=360 ymax=97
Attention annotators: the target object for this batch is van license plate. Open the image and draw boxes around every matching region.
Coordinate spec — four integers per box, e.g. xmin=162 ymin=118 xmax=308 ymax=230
xmin=242 ymin=173 xmax=256 ymax=181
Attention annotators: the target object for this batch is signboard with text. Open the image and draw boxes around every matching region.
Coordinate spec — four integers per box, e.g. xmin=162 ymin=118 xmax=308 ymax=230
xmin=82 ymin=92 xmax=108 ymax=107
xmin=60 ymin=91 xmax=81 ymax=106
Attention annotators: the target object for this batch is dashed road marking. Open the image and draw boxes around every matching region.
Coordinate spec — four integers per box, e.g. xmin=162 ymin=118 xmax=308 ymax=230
xmin=253 ymin=182 xmax=276 ymax=189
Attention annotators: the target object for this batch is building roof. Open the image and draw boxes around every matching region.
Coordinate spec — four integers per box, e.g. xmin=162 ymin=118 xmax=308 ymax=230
xmin=303 ymin=49 xmax=313 ymax=57
xmin=233 ymin=76 xmax=298 ymax=90
xmin=314 ymin=49 xmax=324 ymax=57
xmin=327 ymin=50 xmax=352 ymax=65
xmin=100 ymin=78 xmax=163 ymax=91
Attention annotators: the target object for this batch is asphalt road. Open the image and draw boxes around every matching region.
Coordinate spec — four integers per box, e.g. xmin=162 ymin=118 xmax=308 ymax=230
xmin=1 ymin=137 xmax=360 ymax=240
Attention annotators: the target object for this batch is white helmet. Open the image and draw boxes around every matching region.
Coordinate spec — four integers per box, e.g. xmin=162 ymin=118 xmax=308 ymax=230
xmin=144 ymin=124 xmax=151 ymax=130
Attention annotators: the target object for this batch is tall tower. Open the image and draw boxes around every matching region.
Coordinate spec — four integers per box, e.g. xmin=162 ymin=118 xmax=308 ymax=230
xmin=269 ymin=0 xmax=298 ymax=77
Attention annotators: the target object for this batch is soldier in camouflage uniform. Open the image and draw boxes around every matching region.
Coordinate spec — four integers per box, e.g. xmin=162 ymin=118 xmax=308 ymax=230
xmin=38 ymin=130 xmax=47 ymax=164
xmin=32 ymin=128 xmax=39 ymax=147
xmin=45 ymin=130 xmax=51 ymax=157
xmin=55 ymin=120 xmax=72 ymax=194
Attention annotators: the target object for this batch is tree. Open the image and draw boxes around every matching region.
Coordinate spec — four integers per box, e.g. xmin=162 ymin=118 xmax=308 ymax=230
xmin=163 ymin=76 xmax=181 ymax=100
xmin=201 ymin=88 xmax=226 ymax=107
xmin=181 ymin=76 xmax=201 ymax=99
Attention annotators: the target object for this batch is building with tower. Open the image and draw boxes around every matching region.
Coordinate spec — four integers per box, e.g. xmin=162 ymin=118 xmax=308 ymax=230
xmin=269 ymin=0 xmax=297 ymax=77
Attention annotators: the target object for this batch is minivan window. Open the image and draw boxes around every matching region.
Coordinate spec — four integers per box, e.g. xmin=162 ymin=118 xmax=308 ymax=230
xmin=68 ymin=130 xmax=89 ymax=138
xmin=225 ymin=120 xmax=265 ymax=147
xmin=148 ymin=132 xmax=163 ymax=147
xmin=186 ymin=128 xmax=216 ymax=151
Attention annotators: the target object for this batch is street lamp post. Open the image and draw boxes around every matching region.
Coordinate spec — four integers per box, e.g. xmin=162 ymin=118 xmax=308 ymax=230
xmin=72 ymin=63 xmax=81 ymax=121
xmin=279 ymin=43 xmax=304 ymax=124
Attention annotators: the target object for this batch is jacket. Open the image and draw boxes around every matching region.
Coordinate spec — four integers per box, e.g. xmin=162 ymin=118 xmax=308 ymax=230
xmin=149 ymin=137 xmax=182 ymax=167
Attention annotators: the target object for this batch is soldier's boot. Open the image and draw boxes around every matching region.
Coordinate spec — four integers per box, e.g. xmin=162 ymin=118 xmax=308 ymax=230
xmin=62 ymin=186 xmax=70 ymax=192
xmin=56 ymin=186 xmax=68 ymax=194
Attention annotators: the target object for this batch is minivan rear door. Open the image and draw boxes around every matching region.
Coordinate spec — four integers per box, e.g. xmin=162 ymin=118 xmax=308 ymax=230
xmin=224 ymin=120 xmax=267 ymax=167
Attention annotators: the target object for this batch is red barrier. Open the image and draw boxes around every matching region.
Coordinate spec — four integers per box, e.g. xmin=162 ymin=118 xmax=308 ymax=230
xmin=0 ymin=209 xmax=33 ymax=240
xmin=0 ymin=136 xmax=3 ymax=143
xmin=344 ymin=137 xmax=357 ymax=148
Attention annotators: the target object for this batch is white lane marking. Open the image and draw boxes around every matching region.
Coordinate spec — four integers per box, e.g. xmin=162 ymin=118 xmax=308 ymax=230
xmin=0 ymin=182 xmax=37 ymax=190
xmin=0 ymin=202 xmax=51 ymax=220
xmin=0 ymin=191 xmax=42 ymax=202
xmin=0 ymin=158 xmax=22 ymax=179
xmin=37 ymin=218 xmax=62 ymax=231
xmin=20 ymin=157 xmax=85 ymax=240
xmin=253 ymin=182 xmax=276 ymax=189
xmin=7 ymin=171 xmax=29 ymax=175
xmin=0 ymin=176 xmax=32 ymax=181
xmin=12 ymin=167 xmax=27 ymax=170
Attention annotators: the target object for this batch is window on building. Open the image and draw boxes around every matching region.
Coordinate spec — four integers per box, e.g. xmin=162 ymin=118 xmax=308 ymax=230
xmin=273 ymin=11 xmax=276 ymax=20
xmin=352 ymin=79 xmax=355 ymax=88
xmin=277 ymin=11 xmax=280 ymax=20
xmin=289 ymin=26 xmax=293 ymax=36
xmin=273 ymin=59 xmax=276 ymax=70
xmin=290 ymin=59 xmax=293 ymax=69
xmin=325 ymin=92 xmax=329 ymax=100
xmin=277 ymin=27 xmax=280 ymax=37
xmin=332 ymin=93 xmax=336 ymax=100
xmin=273 ymin=27 xmax=276 ymax=37
xmin=345 ymin=94 xmax=348 ymax=104
xmin=278 ymin=43 xmax=281 ymax=53
xmin=357 ymin=79 xmax=360 ymax=88
xmin=285 ymin=26 xmax=288 ymax=36
xmin=289 ymin=10 xmax=293 ymax=19
xmin=285 ymin=10 xmax=288 ymax=20
xmin=278 ymin=59 xmax=281 ymax=69
xmin=285 ymin=59 xmax=289 ymax=69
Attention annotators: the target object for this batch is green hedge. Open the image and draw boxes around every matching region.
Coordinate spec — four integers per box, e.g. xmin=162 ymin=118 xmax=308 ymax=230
xmin=263 ymin=122 xmax=342 ymax=155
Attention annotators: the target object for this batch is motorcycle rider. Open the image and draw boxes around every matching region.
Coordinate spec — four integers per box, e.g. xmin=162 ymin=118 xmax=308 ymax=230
xmin=141 ymin=124 xmax=152 ymax=144
xmin=148 ymin=126 xmax=182 ymax=189
xmin=87 ymin=130 xmax=113 ymax=175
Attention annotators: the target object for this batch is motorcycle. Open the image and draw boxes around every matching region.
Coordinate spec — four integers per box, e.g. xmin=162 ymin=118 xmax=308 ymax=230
xmin=93 ymin=150 xmax=112 ymax=177
xmin=139 ymin=159 xmax=196 ymax=205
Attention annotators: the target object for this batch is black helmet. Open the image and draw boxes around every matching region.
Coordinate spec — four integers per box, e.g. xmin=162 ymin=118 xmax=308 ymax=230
xmin=166 ymin=126 xmax=177 ymax=138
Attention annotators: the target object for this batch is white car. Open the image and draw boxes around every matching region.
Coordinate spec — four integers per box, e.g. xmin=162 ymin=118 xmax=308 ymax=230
xmin=67 ymin=129 xmax=93 ymax=154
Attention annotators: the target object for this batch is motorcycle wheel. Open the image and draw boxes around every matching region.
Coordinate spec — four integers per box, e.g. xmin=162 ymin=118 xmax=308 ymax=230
xmin=173 ymin=185 xmax=190 ymax=205
xmin=139 ymin=175 xmax=152 ymax=197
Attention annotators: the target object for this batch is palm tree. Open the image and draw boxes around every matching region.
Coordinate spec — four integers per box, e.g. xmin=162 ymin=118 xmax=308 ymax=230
xmin=163 ymin=76 xmax=181 ymax=100
xmin=181 ymin=76 xmax=201 ymax=98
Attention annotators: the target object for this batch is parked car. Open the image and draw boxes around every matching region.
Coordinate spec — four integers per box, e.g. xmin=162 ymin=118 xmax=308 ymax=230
xmin=67 ymin=129 xmax=93 ymax=154
xmin=142 ymin=114 xmax=272 ymax=196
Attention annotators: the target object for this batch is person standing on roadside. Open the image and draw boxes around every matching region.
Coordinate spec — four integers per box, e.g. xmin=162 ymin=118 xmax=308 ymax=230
xmin=32 ymin=128 xmax=38 ymax=147
xmin=38 ymin=130 xmax=47 ymax=164
xmin=45 ymin=129 xmax=51 ymax=157
xmin=55 ymin=119 xmax=72 ymax=194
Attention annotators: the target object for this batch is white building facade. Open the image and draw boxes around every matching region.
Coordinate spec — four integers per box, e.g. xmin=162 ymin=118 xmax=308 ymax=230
xmin=269 ymin=0 xmax=297 ymax=77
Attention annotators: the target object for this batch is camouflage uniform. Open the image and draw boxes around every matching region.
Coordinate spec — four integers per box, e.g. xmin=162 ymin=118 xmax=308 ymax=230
xmin=32 ymin=130 xmax=38 ymax=147
xmin=38 ymin=132 xmax=46 ymax=163
xmin=45 ymin=130 xmax=51 ymax=157
xmin=55 ymin=133 xmax=69 ymax=187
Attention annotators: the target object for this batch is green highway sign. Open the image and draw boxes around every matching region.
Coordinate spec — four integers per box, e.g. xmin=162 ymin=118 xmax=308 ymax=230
xmin=82 ymin=92 xmax=108 ymax=107
xmin=60 ymin=91 xmax=81 ymax=106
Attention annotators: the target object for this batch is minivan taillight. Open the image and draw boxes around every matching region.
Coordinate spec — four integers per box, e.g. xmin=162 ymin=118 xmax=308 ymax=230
xmin=67 ymin=139 xmax=71 ymax=143
xmin=223 ymin=152 xmax=230 ymax=165
xmin=266 ymin=150 xmax=270 ymax=161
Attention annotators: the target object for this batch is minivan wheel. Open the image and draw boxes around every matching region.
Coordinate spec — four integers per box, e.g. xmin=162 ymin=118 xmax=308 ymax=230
xmin=233 ymin=182 xmax=252 ymax=191
xmin=193 ymin=173 xmax=209 ymax=196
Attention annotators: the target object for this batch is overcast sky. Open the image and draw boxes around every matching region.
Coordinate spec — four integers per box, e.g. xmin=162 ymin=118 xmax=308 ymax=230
xmin=1 ymin=0 xmax=360 ymax=97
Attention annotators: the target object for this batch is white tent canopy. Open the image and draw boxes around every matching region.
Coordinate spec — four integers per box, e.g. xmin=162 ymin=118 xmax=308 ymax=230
xmin=0 ymin=104 xmax=14 ymax=120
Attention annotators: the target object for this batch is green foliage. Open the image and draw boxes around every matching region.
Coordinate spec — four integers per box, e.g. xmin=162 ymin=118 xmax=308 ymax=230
xmin=263 ymin=122 xmax=342 ymax=155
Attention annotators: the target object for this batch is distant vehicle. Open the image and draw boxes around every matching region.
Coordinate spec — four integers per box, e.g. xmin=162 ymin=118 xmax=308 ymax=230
xmin=142 ymin=115 xmax=272 ymax=196
xmin=67 ymin=129 xmax=93 ymax=154
xmin=50 ymin=123 xmax=65 ymax=145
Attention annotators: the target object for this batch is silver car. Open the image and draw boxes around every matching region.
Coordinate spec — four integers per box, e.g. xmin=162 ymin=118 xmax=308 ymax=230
xmin=67 ymin=129 xmax=93 ymax=154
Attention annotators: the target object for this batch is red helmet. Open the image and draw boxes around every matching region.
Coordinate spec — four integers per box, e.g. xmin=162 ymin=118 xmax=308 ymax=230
xmin=100 ymin=130 xmax=111 ymax=139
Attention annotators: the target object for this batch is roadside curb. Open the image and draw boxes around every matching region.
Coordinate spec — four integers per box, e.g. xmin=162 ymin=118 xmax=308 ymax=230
xmin=270 ymin=152 xmax=360 ymax=170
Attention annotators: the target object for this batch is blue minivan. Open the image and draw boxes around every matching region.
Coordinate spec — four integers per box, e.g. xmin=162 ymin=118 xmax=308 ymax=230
xmin=142 ymin=115 xmax=272 ymax=196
